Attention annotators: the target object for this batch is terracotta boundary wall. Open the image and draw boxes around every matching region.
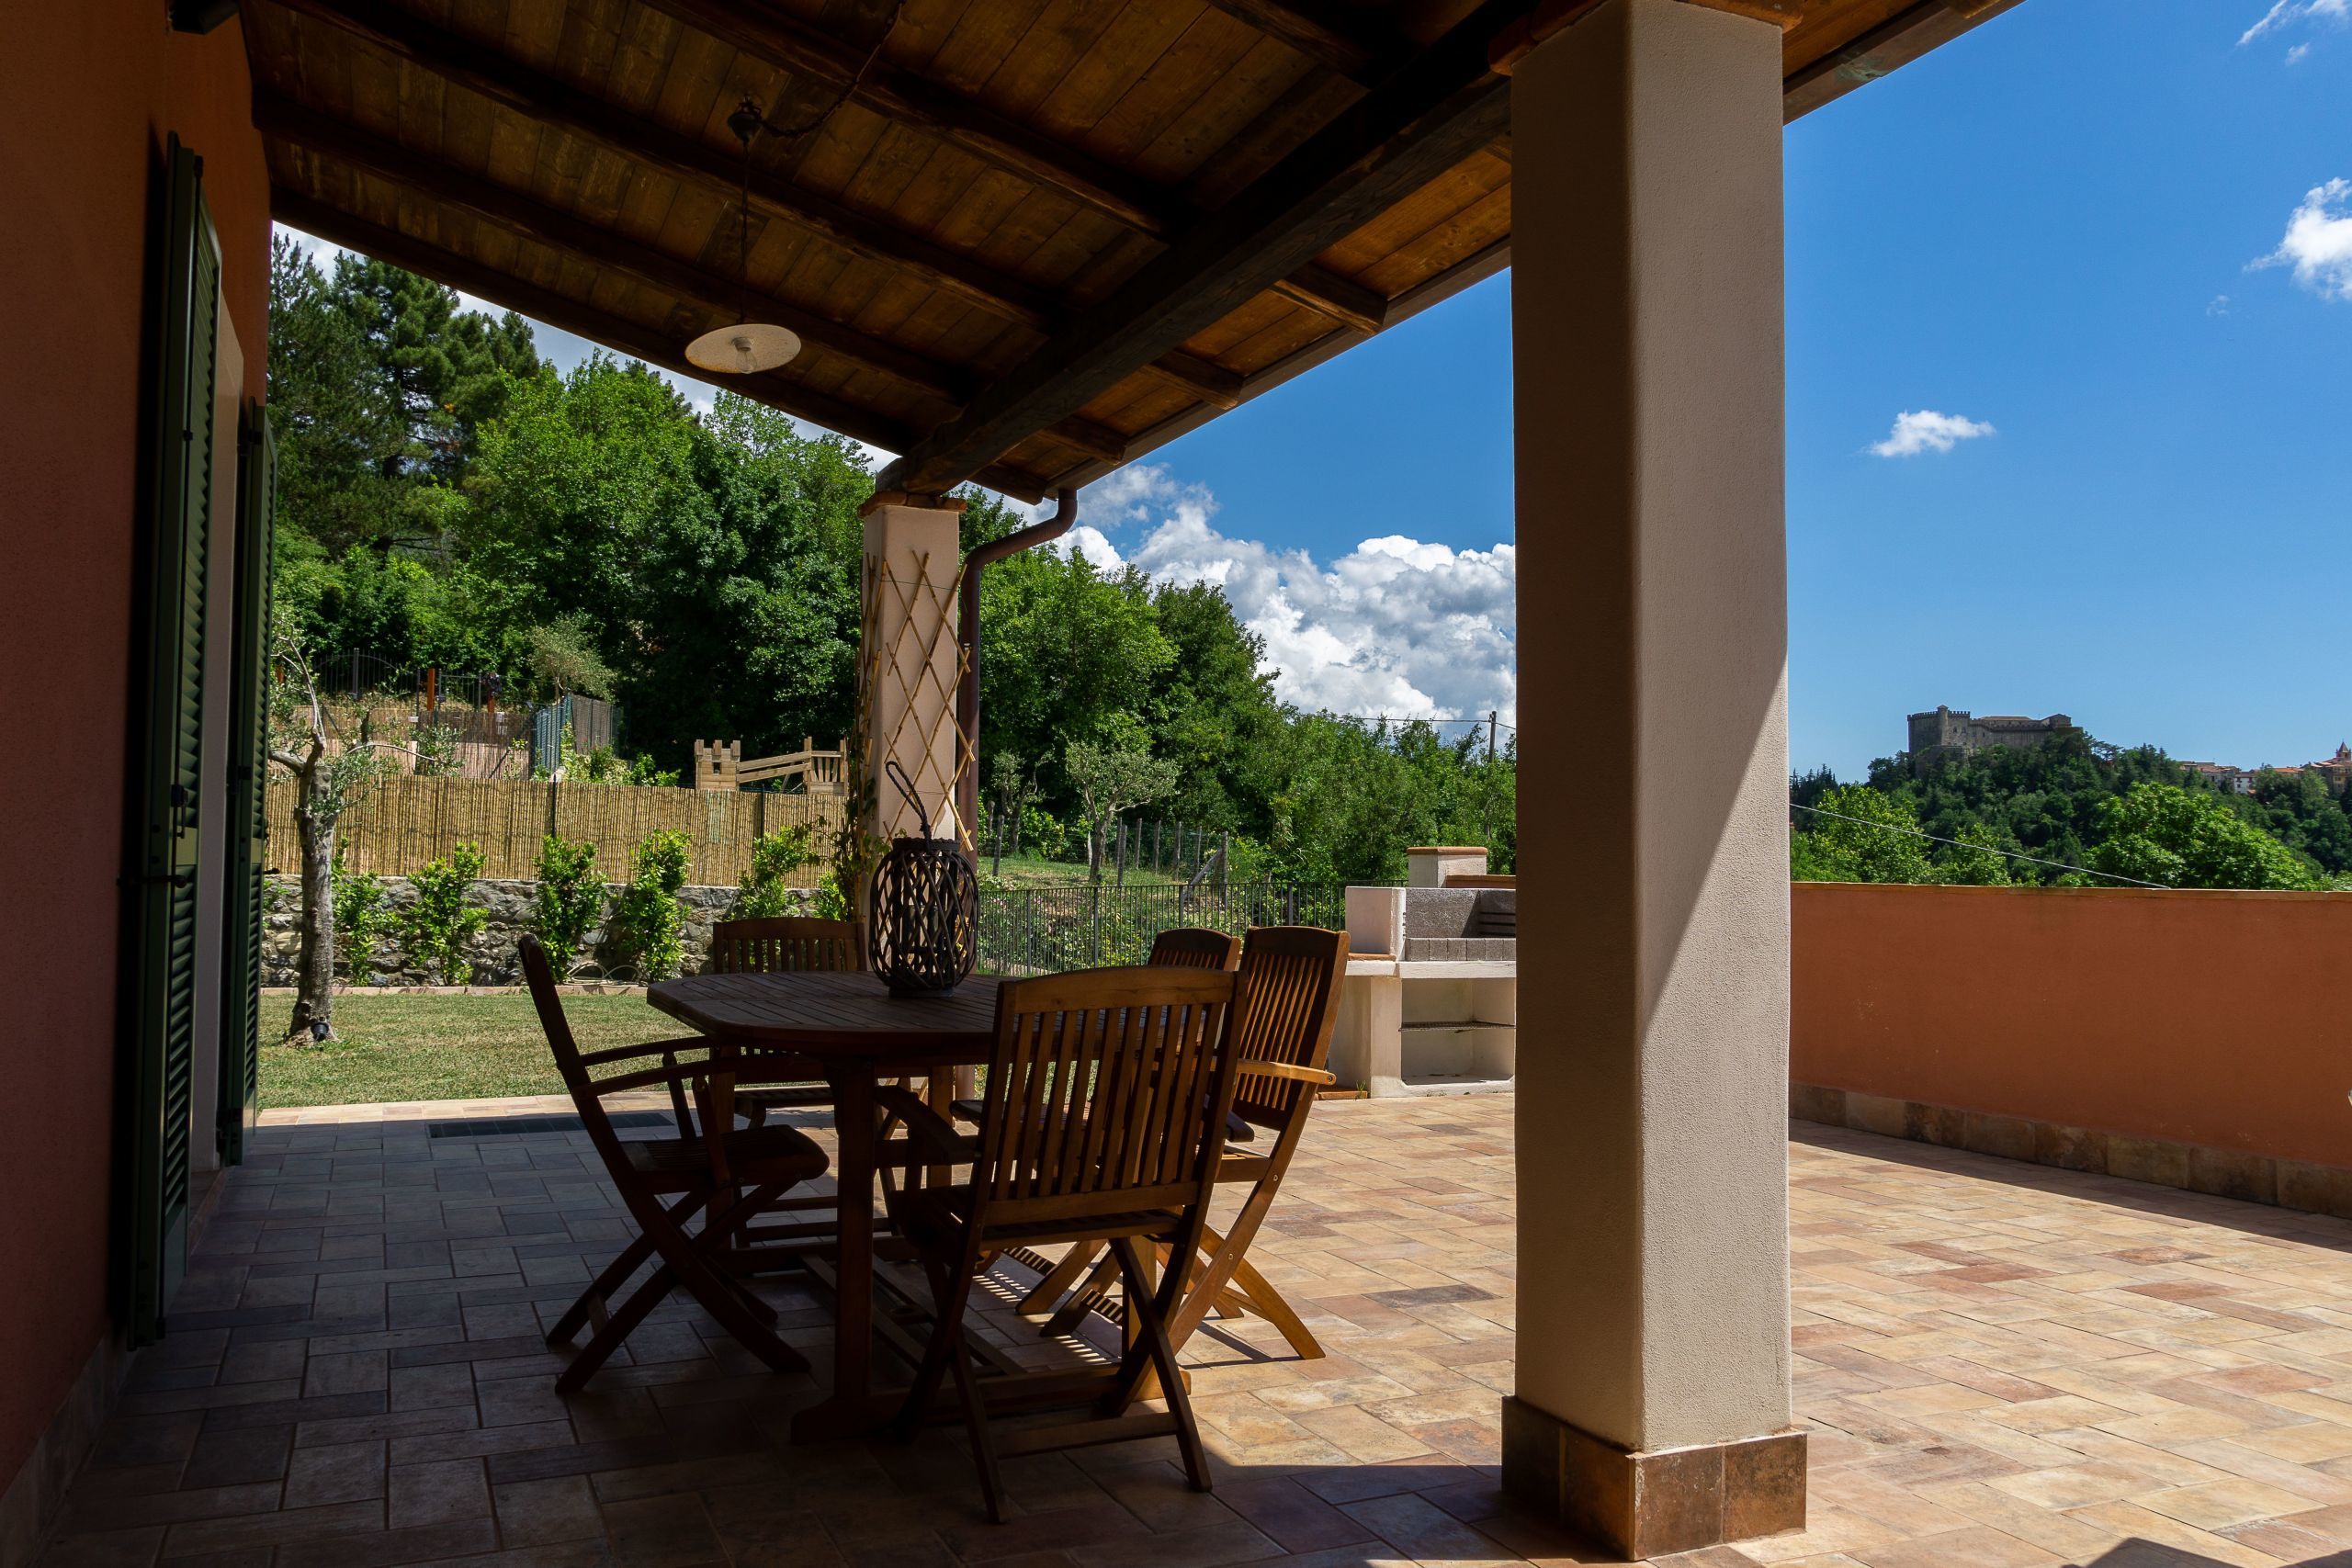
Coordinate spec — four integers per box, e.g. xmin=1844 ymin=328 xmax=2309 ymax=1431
xmin=1792 ymin=883 xmax=2352 ymax=1212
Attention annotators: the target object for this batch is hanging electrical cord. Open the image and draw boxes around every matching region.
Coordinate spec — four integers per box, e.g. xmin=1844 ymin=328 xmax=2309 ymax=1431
xmin=1789 ymin=802 xmax=2165 ymax=888
xmin=684 ymin=3 xmax=906 ymax=375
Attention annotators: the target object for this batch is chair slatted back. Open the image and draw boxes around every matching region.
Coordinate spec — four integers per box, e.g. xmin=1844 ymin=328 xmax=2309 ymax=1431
xmin=1148 ymin=927 xmax=1240 ymax=971
xmin=972 ymin=966 xmax=1238 ymax=1225
xmin=1230 ymin=927 xmax=1348 ymax=1132
xmin=709 ymin=917 xmax=863 ymax=975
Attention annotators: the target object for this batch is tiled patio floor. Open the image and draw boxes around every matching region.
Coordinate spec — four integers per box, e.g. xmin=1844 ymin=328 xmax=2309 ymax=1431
xmin=37 ymin=1097 xmax=2352 ymax=1568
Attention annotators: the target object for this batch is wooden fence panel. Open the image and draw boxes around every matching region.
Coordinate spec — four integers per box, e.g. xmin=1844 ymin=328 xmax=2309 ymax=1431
xmin=266 ymin=777 xmax=841 ymax=886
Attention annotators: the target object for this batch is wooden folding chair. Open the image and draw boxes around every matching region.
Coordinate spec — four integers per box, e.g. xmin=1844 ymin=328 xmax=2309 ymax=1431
xmin=707 ymin=917 xmax=863 ymax=1121
xmin=881 ymin=966 xmax=1240 ymax=1523
xmin=1040 ymin=927 xmax=1348 ymax=1360
xmin=520 ymin=934 xmax=831 ymax=1393
xmin=1001 ymin=926 xmax=1238 ymax=1310
xmin=1146 ymin=927 xmax=1242 ymax=970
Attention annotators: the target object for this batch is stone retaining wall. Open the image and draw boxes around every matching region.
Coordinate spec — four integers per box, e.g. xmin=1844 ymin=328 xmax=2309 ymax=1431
xmin=263 ymin=876 xmax=818 ymax=987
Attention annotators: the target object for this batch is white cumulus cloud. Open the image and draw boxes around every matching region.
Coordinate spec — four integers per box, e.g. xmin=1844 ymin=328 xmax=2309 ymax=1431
xmin=1061 ymin=464 xmax=1514 ymax=723
xmin=2256 ymin=178 xmax=2352 ymax=301
xmin=1871 ymin=409 xmax=1996 ymax=457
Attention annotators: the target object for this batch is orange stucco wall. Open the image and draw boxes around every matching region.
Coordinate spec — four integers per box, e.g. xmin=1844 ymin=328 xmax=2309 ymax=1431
xmin=1792 ymin=883 xmax=2352 ymax=1171
xmin=0 ymin=5 xmax=268 ymax=1494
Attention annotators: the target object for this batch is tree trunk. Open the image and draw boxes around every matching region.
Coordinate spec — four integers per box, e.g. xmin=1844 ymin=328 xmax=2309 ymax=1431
xmin=285 ymin=773 xmax=339 ymax=1042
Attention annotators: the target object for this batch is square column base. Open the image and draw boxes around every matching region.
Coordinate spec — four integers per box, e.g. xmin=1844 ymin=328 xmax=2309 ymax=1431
xmin=1501 ymin=1397 xmax=1805 ymax=1559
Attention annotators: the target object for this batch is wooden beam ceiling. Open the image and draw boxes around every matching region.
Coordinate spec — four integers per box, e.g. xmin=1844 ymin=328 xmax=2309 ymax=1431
xmin=266 ymin=0 xmax=1252 ymax=412
xmin=876 ymin=0 xmax=1528 ymax=493
xmin=1195 ymin=0 xmax=1393 ymax=80
xmin=250 ymin=0 xmax=2026 ymax=507
xmin=627 ymin=0 xmax=1398 ymax=335
xmin=257 ymin=93 xmax=1154 ymax=466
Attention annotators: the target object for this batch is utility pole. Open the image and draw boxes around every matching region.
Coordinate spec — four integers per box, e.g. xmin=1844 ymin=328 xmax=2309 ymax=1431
xmin=1488 ymin=709 xmax=1498 ymax=763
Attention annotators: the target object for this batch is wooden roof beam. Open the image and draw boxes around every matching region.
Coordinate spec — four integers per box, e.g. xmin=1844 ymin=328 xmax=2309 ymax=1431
xmin=876 ymin=0 xmax=1530 ymax=494
xmin=634 ymin=0 xmax=1179 ymax=233
xmin=630 ymin=0 xmax=1396 ymax=342
xmin=261 ymin=0 xmax=1253 ymax=413
xmin=1195 ymin=0 xmax=1389 ymax=78
xmin=260 ymin=0 xmax=1060 ymax=331
xmin=258 ymin=94 xmax=975 ymax=400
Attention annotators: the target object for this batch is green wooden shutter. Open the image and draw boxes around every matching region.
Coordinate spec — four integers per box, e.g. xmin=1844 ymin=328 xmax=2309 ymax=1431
xmin=218 ymin=409 xmax=274 ymax=1167
xmin=125 ymin=137 xmax=220 ymax=1345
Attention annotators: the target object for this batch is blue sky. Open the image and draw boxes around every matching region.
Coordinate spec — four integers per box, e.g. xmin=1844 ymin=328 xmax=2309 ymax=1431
xmin=401 ymin=0 xmax=2352 ymax=776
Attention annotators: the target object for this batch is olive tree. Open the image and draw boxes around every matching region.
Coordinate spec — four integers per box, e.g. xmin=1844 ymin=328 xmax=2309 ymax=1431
xmin=266 ymin=615 xmax=390 ymax=1041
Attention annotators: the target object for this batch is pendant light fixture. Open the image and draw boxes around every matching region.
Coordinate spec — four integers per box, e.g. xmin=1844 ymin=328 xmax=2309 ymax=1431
xmin=685 ymin=100 xmax=801 ymax=376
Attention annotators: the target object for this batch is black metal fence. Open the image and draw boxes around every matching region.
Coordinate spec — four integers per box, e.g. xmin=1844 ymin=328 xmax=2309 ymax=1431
xmin=977 ymin=880 xmax=1346 ymax=976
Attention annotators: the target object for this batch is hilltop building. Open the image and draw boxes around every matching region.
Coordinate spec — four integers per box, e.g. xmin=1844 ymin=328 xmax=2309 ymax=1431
xmin=1906 ymin=706 xmax=2080 ymax=768
xmin=2183 ymin=744 xmax=2352 ymax=796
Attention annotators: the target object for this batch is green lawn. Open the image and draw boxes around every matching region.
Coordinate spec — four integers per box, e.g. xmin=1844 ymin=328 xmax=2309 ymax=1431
xmin=259 ymin=992 xmax=680 ymax=1109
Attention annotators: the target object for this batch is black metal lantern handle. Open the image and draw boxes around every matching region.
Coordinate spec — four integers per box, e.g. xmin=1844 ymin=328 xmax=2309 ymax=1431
xmin=885 ymin=759 xmax=933 ymax=839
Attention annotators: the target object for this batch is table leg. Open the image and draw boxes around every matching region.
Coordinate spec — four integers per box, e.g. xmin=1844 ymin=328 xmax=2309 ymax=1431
xmin=792 ymin=1066 xmax=879 ymax=1441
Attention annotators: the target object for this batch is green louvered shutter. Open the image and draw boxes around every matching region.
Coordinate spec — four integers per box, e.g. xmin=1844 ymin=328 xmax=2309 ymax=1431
xmin=126 ymin=137 xmax=220 ymax=1345
xmin=218 ymin=409 xmax=274 ymax=1166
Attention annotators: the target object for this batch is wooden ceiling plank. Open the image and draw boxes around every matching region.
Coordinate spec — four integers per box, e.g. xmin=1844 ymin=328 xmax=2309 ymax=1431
xmin=254 ymin=0 xmax=1241 ymax=408
xmin=876 ymin=0 xmax=1527 ymax=493
xmin=1782 ymin=0 xmax=2028 ymax=120
xmin=264 ymin=0 xmax=1066 ymax=329
xmin=1194 ymin=0 xmax=1385 ymax=77
xmin=628 ymin=0 xmax=1397 ymax=339
xmin=258 ymin=89 xmax=975 ymax=400
xmin=630 ymin=0 xmax=1181 ymax=232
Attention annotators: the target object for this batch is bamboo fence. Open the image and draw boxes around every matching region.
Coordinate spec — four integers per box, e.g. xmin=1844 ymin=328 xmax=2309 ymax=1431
xmin=266 ymin=775 xmax=843 ymax=886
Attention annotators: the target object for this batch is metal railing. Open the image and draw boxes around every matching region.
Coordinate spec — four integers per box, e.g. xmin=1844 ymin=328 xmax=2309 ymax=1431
xmin=976 ymin=880 xmax=1345 ymax=976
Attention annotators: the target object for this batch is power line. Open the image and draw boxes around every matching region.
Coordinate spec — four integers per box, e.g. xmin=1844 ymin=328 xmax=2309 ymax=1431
xmin=1790 ymin=802 xmax=2165 ymax=889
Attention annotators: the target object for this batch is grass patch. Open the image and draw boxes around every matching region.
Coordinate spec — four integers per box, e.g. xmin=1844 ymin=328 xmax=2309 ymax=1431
xmin=259 ymin=992 xmax=680 ymax=1109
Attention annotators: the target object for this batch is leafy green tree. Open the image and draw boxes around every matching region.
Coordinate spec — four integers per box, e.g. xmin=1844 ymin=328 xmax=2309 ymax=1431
xmin=1934 ymin=822 xmax=2016 ymax=886
xmin=1791 ymin=784 xmax=1936 ymax=884
xmin=979 ymin=548 xmax=1174 ymax=782
xmin=526 ymin=612 xmax=616 ymax=702
xmin=267 ymin=613 xmax=392 ymax=1040
xmin=402 ymin=842 xmax=488 ymax=985
xmin=1143 ymin=581 xmax=1287 ymax=829
xmin=532 ymin=836 xmax=605 ymax=976
xmin=2086 ymin=783 xmax=2321 ymax=890
xmin=1065 ymin=740 xmax=1182 ymax=883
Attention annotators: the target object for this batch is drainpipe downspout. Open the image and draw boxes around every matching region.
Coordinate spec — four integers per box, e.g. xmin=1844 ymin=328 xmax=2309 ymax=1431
xmin=956 ymin=488 xmax=1078 ymax=857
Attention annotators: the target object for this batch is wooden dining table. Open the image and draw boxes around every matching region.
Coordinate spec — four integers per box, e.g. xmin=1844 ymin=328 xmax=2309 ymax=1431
xmin=645 ymin=969 xmax=1000 ymax=1440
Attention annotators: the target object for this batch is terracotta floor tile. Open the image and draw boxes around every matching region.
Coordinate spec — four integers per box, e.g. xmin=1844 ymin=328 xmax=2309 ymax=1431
xmin=41 ymin=1101 xmax=2352 ymax=1568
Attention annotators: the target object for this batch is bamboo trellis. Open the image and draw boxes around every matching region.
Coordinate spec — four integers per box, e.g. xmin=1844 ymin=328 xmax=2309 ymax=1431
xmin=265 ymin=774 xmax=844 ymax=886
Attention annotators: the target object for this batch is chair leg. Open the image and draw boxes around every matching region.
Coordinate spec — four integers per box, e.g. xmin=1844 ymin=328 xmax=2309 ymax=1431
xmin=945 ymin=1318 xmax=1003 ymax=1524
xmin=896 ymin=1252 xmax=978 ymax=1441
xmin=1223 ymin=1253 xmax=1324 ymax=1360
xmin=547 ymin=1190 xmax=708 ymax=1348
xmin=1109 ymin=1236 xmax=1212 ymax=1495
xmin=555 ymin=1262 xmax=677 ymax=1394
xmin=624 ymin=1184 xmax=808 ymax=1379
xmin=1017 ymin=1237 xmax=1104 ymax=1315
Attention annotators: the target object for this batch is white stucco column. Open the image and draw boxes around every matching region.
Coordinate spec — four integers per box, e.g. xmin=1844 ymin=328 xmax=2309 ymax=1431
xmin=858 ymin=491 xmax=967 ymax=845
xmin=1503 ymin=0 xmax=1800 ymax=1557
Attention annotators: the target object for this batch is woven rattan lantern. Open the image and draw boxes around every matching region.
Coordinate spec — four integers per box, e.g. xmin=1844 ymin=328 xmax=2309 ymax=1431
xmin=868 ymin=761 xmax=978 ymax=997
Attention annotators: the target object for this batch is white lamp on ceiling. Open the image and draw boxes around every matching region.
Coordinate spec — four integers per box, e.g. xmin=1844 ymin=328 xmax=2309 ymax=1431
xmin=686 ymin=100 xmax=800 ymax=376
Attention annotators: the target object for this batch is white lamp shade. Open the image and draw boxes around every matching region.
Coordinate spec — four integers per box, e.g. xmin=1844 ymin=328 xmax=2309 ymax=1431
xmin=685 ymin=321 xmax=800 ymax=374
